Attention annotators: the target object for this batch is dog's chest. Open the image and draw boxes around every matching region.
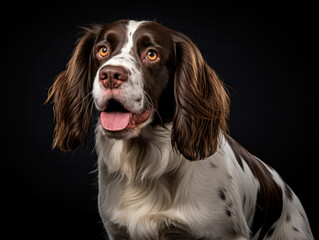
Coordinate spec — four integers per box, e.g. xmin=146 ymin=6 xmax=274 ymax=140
xmin=98 ymin=162 xmax=235 ymax=239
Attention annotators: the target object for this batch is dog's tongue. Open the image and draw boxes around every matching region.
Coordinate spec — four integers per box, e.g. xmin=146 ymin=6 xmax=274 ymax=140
xmin=100 ymin=112 xmax=132 ymax=131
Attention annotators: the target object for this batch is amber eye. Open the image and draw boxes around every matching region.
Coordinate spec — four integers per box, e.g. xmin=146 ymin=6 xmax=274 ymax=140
xmin=146 ymin=50 xmax=158 ymax=61
xmin=99 ymin=47 xmax=108 ymax=57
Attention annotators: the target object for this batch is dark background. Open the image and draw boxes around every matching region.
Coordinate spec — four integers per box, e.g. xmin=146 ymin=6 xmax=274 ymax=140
xmin=4 ymin=2 xmax=318 ymax=239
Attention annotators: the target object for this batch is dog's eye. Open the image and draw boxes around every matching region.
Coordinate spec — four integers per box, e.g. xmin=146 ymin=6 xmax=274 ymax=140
xmin=146 ymin=50 xmax=158 ymax=61
xmin=99 ymin=47 xmax=108 ymax=57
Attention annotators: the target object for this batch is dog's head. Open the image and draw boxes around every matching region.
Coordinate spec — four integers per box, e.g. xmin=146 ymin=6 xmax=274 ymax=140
xmin=47 ymin=20 xmax=229 ymax=160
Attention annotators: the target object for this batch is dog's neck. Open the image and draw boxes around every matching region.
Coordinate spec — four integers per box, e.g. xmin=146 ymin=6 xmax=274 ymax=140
xmin=95 ymin=123 xmax=183 ymax=183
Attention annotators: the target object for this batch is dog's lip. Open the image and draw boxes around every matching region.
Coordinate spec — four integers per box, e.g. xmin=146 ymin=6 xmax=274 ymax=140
xmin=129 ymin=109 xmax=152 ymax=126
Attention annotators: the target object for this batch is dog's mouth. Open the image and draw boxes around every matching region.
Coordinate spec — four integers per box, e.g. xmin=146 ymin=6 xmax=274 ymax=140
xmin=100 ymin=98 xmax=151 ymax=132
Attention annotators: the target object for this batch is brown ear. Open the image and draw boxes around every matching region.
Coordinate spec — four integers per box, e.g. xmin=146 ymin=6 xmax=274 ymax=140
xmin=46 ymin=25 xmax=102 ymax=152
xmin=171 ymin=32 xmax=230 ymax=160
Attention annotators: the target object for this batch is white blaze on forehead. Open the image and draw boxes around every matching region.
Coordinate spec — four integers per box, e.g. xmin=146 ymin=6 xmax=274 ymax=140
xmin=122 ymin=20 xmax=145 ymax=53
xmin=100 ymin=20 xmax=145 ymax=69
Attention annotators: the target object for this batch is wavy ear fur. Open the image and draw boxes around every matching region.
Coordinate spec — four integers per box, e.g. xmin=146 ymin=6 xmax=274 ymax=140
xmin=46 ymin=25 xmax=102 ymax=152
xmin=171 ymin=32 xmax=230 ymax=160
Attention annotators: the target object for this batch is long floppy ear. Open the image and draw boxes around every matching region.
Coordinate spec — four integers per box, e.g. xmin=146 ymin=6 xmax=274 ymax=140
xmin=46 ymin=25 xmax=102 ymax=152
xmin=171 ymin=32 xmax=230 ymax=160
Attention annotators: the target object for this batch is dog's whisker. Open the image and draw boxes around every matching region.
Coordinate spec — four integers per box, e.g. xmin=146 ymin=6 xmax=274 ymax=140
xmin=143 ymin=90 xmax=163 ymax=126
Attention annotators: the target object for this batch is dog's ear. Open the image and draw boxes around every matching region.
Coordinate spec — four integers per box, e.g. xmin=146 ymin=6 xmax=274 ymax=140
xmin=46 ymin=25 xmax=102 ymax=152
xmin=171 ymin=32 xmax=230 ymax=160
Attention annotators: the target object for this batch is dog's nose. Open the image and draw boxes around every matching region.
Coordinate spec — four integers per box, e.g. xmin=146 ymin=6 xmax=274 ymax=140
xmin=99 ymin=66 xmax=128 ymax=89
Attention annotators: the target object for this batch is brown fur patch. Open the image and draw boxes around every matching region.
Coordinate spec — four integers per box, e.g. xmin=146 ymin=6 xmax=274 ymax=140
xmin=171 ymin=32 xmax=230 ymax=160
xmin=45 ymin=25 xmax=103 ymax=151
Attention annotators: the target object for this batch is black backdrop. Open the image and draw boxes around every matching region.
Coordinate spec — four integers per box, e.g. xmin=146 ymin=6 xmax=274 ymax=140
xmin=4 ymin=2 xmax=318 ymax=239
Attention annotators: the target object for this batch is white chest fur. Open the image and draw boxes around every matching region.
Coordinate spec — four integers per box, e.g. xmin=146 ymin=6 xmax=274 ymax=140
xmin=95 ymin=125 xmax=249 ymax=239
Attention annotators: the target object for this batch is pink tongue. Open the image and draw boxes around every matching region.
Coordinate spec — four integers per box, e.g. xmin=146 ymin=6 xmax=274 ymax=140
xmin=100 ymin=112 xmax=132 ymax=131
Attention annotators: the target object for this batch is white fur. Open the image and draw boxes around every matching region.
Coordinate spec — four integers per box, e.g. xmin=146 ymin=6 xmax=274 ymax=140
xmin=96 ymin=124 xmax=251 ymax=239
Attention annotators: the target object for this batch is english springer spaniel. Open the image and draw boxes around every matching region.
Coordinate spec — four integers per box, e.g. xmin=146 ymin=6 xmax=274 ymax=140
xmin=47 ymin=20 xmax=313 ymax=240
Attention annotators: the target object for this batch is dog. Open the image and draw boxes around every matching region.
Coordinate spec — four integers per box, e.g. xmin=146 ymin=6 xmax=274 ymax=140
xmin=47 ymin=20 xmax=314 ymax=240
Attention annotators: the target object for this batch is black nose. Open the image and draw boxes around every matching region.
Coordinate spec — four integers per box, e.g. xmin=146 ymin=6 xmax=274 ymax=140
xmin=99 ymin=66 xmax=128 ymax=89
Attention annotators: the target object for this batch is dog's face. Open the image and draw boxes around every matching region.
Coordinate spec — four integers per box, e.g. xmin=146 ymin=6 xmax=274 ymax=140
xmin=47 ymin=20 xmax=229 ymax=160
xmin=92 ymin=20 xmax=176 ymax=139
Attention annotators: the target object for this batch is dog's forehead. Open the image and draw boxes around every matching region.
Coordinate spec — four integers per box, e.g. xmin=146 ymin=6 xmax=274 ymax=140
xmin=98 ymin=20 xmax=172 ymax=47
xmin=97 ymin=20 xmax=141 ymax=43
xmin=133 ymin=21 xmax=174 ymax=46
xmin=97 ymin=20 xmax=128 ymax=42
